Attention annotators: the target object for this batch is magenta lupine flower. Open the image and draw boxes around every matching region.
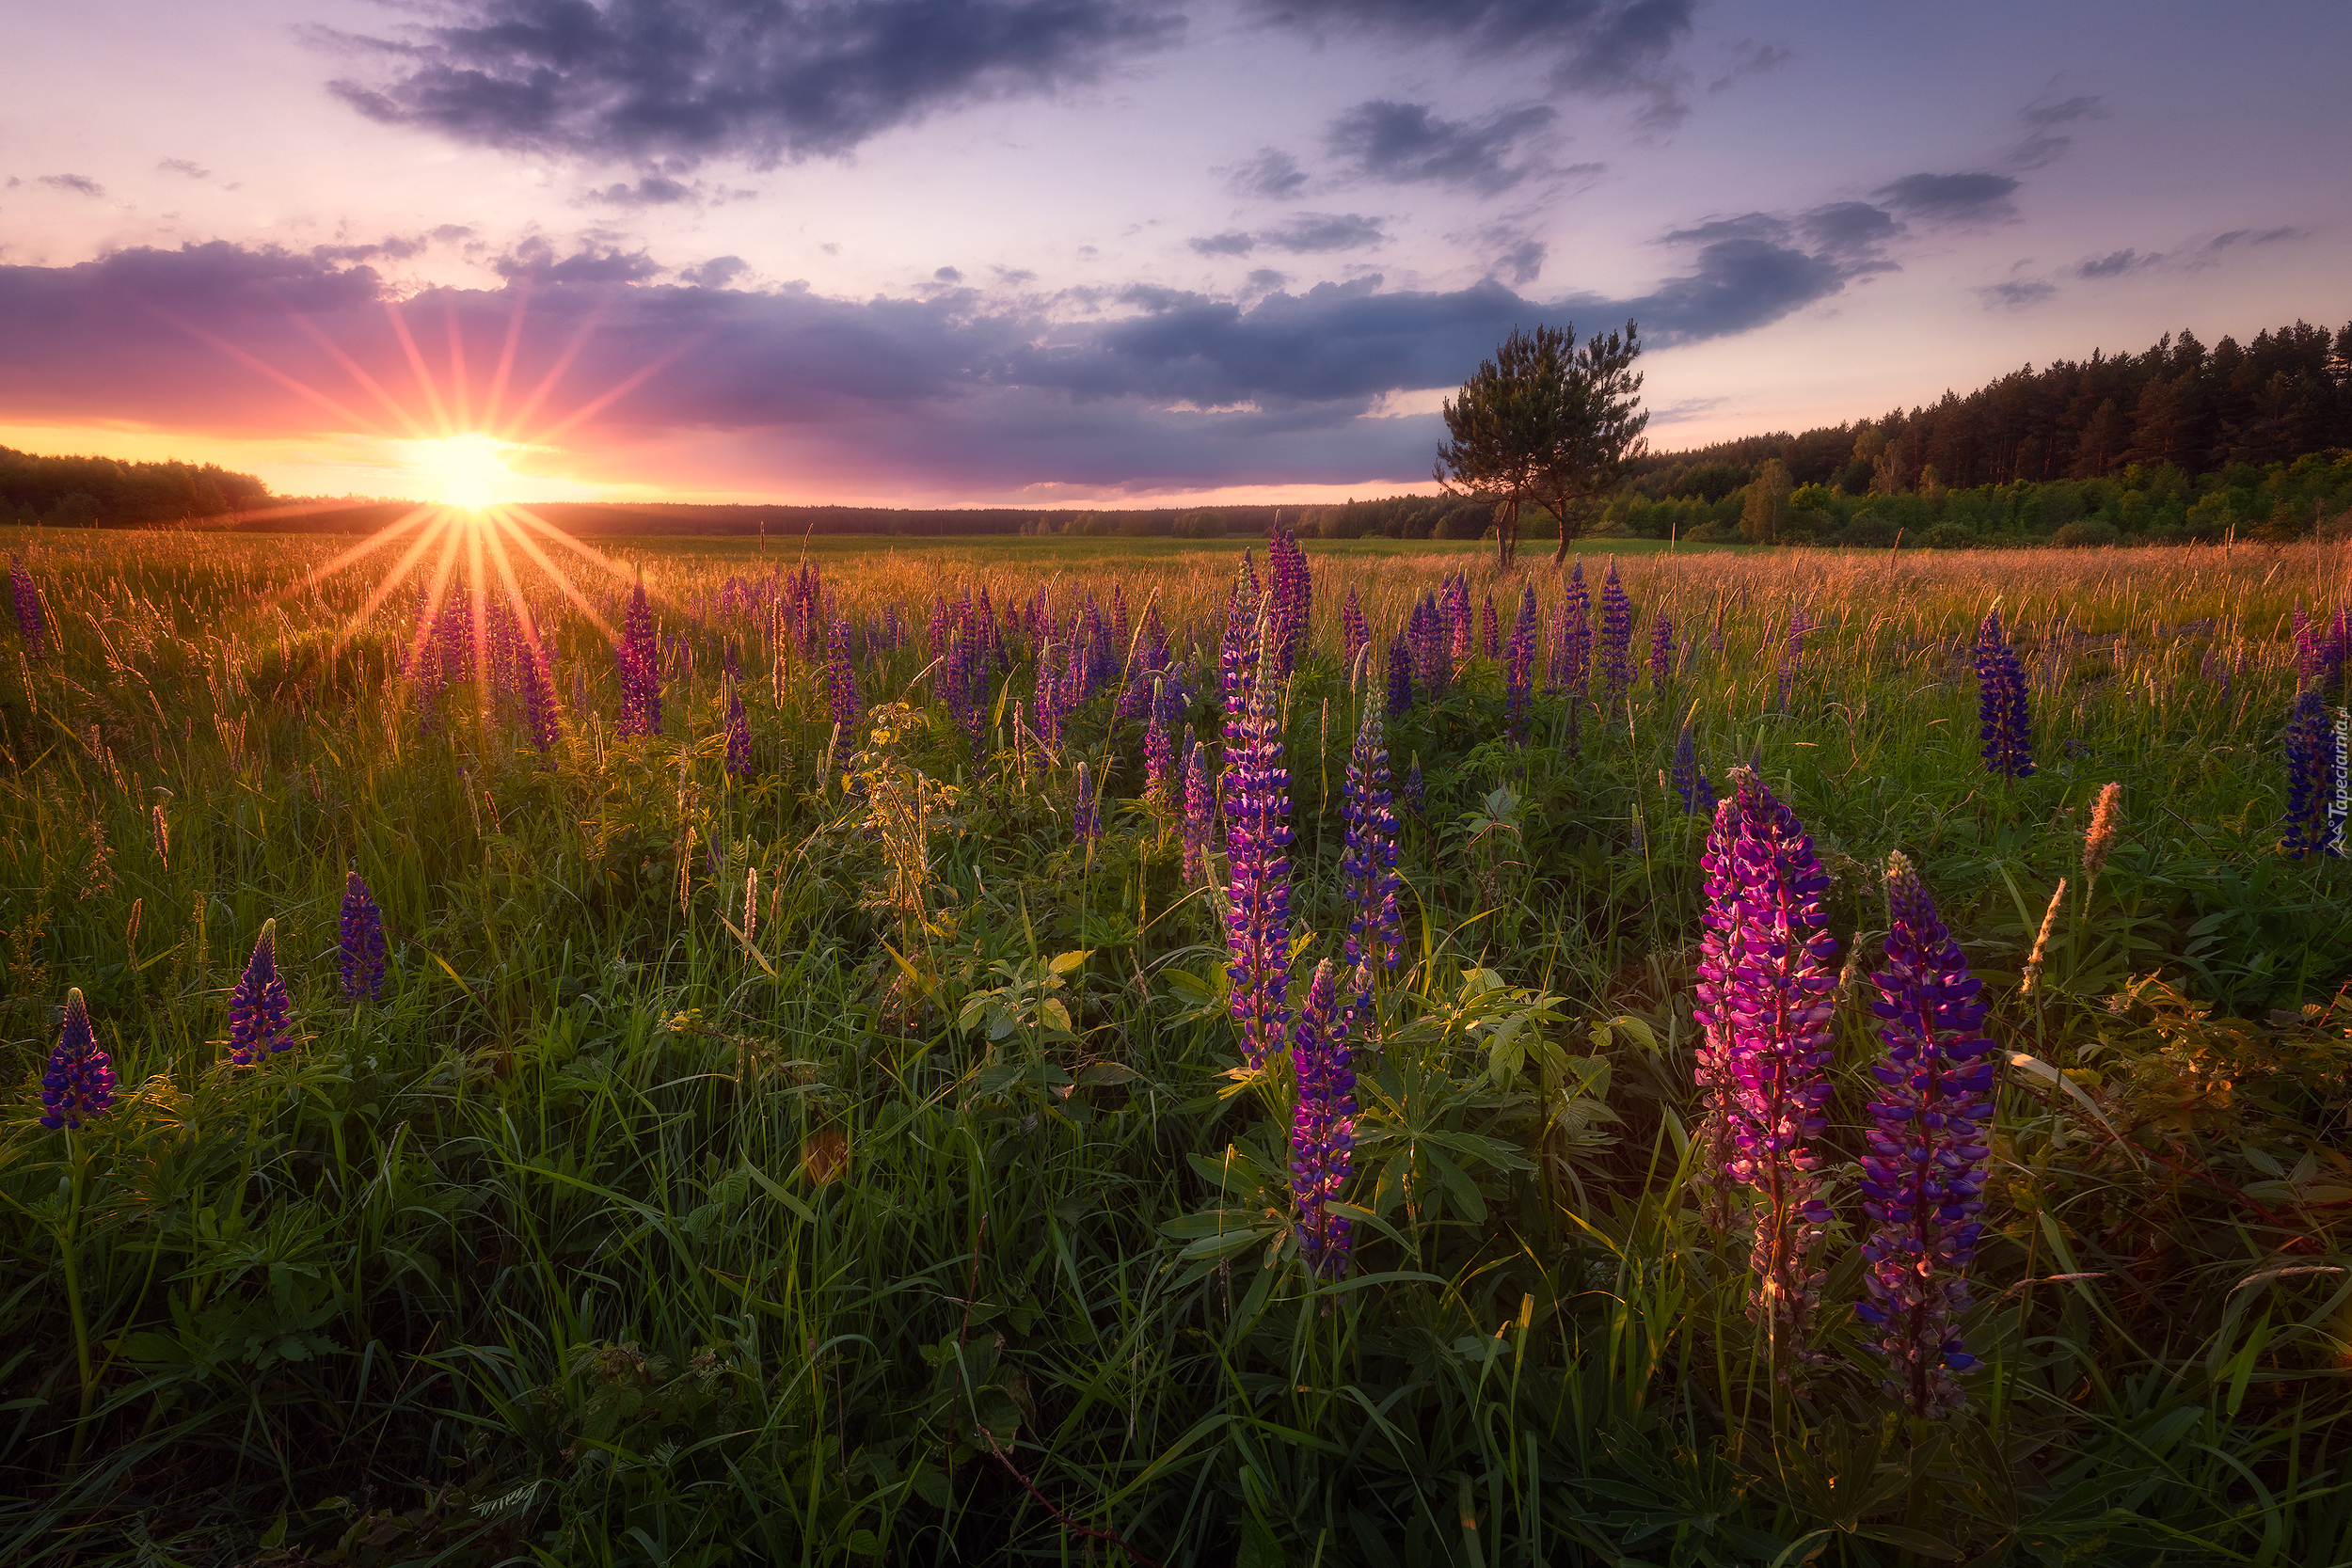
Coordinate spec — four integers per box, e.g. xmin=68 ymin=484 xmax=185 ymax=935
xmin=521 ymin=651 xmax=560 ymax=752
xmin=1268 ymin=524 xmax=1312 ymax=679
xmin=1182 ymin=738 xmax=1216 ymax=882
xmin=1691 ymin=767 xmax=1840 ymax=1381
xmin=1856 ymin=852 xmax=1995 ymax=1419
xmin=825 ymin=617 xmax=863 ymax=729
xmin=1342 ymin=585 xmax=1370 ymax=673
xmin=9 ymin=556 xmax=46 ymax=659
xmin=1289 ymin=959 xmax=1357 ymax=1276
xmin=1222 ymin=631 xmax=1293 ymax=1069
xmin=617 ymin=579 xmax=661 ymax=738
xmin=1597 ymin=562 xmax=1633 ymax=704
xmin=1478 ymin=593 xmax=1500 ymax=659
xmin=1340 ymin=702 xmax=1403 ymax=975
xmin=2282 ymin=689 xmax=2347 ymax=859
xmin=1648 ymin=613 xmax=1676 ymax=689
xmin=1504 ymin=585 xmax=1537 ymax=743
xmin=339 ymin=872 xmax=387 ymax=1004
xmin=1385 ymin=630 xmax=1412 ymax=720
xmin=1974 ymin=610 xmax=2034 ymax=780
xmin=1143 ymin=681 xmax=1174 ymax=809
xmin=724 ymin=679 xmax=754 ymax=778
xmin=1073 ymin=760 xmax=1102 ymax=842
xmin=40 ymin=988 xmax=113 ymax=1131
xmin=228 ymin=920 xmax=295 ymax=1066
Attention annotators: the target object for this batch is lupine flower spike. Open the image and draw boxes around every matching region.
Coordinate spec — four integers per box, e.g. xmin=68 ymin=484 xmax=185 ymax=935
xmin=2281 ymin=690 xmax=2347 ymax=858
xmin=1856 ymin=852 xmax=1996 ymax=1419
xmin=1289 ymin=959 xmax=1357 ymax=1276
xmin=40 ymin=989 xmax=114 ymax=1131
xmin=618 ymin=578 xmax=661 ymax=737
xmin=1670 ymin=723 xmax=1716 ymax=816
xmin=1691 ymin=767 xmax=1840 ymax=1385
xmin=1340 ymin=701 xmax=1404 ymax=981
xmin=724 ymin=678 xmax=754 ymax=779
xmin=1182 ymin=740 xmax=1216 ymax=883
xmin=228 ymin=919 xmax=296 ymax=1065
xmin=1072 ymin=759 xmax=1101 ymax=842
xmin=1222 ymin=621 xmax=1293 ymax=1070
xmin=339 ymin=872 xmax=387 ymax=1003
xmin=1974 ymin=610 xmax=2034 ymax=780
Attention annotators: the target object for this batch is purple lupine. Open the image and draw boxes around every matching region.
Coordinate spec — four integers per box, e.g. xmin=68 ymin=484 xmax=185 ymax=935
xmin=1143 ymin=680 xmax=1175 ymax=809
xmin=228 ymin=920 xmax=295 ymax=1066
xmin=1222 ymin=629 xmax=1293 ymax=1069
xmin=1503 ymin=584 xmax=1537 ymax=744
xmin=1553 ymin=560 xmax=1591 ymax=696
xmin=1855 ymin=852 xmax=1995 ymax=1419
xmin=1649 ymin=612 xmax=1676 ymax=689
xmin=9 ymin=556 xmax=46 ymax=659
xmin=1341 ymin=585 xmax=1370 ymax=674
xmin=1220 ymin=553 xmax=1262 ymax=711
xmin=2281 ymin=689 xmax=2347 ymax=859
xmin=825 ymin=617 xmax=863 ymax=730
xmin=617 ymin=579 xmax=661 ymax=738
xmin=1974 ymin=610 xmax=2034 ymax=780
xmin=1670 ymin=723 xmax=1715 ymax=816
xmin=1402 ymin=754 xmax=1424 ymax=816
xmin=521 ymin=647 xmax=560 ymax=753
xmin=1478 ymin=593 xmax=1501 ymax=659
xmin=1447 ymin=576 xmax=1474 ymax=667
xmin=1385 ymin=630 xmax=1412 ymax=720
xmin=1073 ymin=759 xmax=1101 ymax=842
xmin=1267 ymin=524 xmax=1311 ymax=681
xmin=724 ymin=678 xmax=754 ymax=778
xmin=1597 ymin=562 xmax=1633 ymax=704
xmin=1182 ymin=738 xmax=1216 ymax=883
xmin=40 ymin=988 xmax=113 ymax=1131
xmin=1691 ymin=767 xmax=1840 ymax=1382
xmin=339 ymin=872 xmax=387 ymax=1004
xmin=1289 ymin=959 xmax=1356 ymax=1276
xmin=1776 ymin=602 xmax=1812 ymax=711
xmin=1340 ymin=702 xmax=1403 ymax=975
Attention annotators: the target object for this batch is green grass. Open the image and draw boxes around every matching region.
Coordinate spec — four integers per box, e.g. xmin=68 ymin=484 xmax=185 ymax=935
xmin=1 ymin=525 xmax=2348 ymax=1566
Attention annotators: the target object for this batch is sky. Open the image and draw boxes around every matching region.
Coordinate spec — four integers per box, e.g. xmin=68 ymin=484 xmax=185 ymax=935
xmin=1 ymin=0 xmax=2346 ymax=508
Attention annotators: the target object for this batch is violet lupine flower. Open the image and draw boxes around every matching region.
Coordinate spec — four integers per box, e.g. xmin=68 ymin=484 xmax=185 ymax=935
xmin=1289 ymin=959 xmax=1357 ymax=1276
xmin=1973 ymin=610 xmax=2034 ymax=780
xmin=1856 ymin=852 xmax=1996 ymax=1419
xmin=1691 ymin=767 xmax=1840 ymax=1382
xmin=1553 ymin=559 xmax=1591 ymax=696
xmin=724 ymin=679 xmax=754 ymax=778
xmin=1409 ymin=594 xmax=1449 ymax=695
xmin=40 ymin=988 xmax=113 ymax=1131
xmin=1342 ymin=585 xmax=1370 ymax=674
xmin=1143 ymin=681 xmax=1174 ymax=809
xmin=1597 ymin=562 xmax=1633 ymax=705
xmin=617 ymin=579 xmax=661 ymax=738
xmin=1670 ymin=724 xmax=1715 ymax=817
xmin=1385 ymin=631 xmax=1412 ymax=720
xmin=1220 ymin=553 xmax=1262 ymax=710
xmin=1073 ymin=760 xmax=1101 ymax=842
xmin=1503 ymin=585 xmax=1537 ymax=744
xmin=9 ymin=556 xmax=45 ymax=659
xmin=1267 ymin=524 xmax=1311 ymax=680
xmin=520 ymin=648 xmax=560 ymax=753
xmin=339 ymin=872 xmax=387 ymax=1004
xmin=1649 ymin=613 xmax=1676 ymax=689
xmin=2281 ymin=689 xmax=2347 ymax=859
xmin=825 ymin=617 xmax=863 ymax=730
xmin=1776 ymin=603 xmax=1812 ymax=710
xmin=1340 ymin=702 xmax=1403 ymax=974
xmin=1402 ymin=755 xmax=1425 ymax=816
xmin=1222 ymin=632 xmax=1293 ymax=1070
xmin=1182 ymin=739 xmax=1216 ymax=883
xmin=228 ymin=920 xmax=295 ymax=1066
xmin=1447 ymin=577 xmax=1473 ymax=667
xmin=1478 ymin=593 xmax=1501 ymax=659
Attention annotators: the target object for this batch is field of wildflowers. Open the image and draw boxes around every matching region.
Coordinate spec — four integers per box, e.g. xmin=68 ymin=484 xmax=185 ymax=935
xmin=1 ymin=522 xmax=2349 ymax=1566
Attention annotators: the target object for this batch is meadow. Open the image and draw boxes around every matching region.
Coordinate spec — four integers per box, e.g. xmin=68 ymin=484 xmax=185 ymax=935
xmin=1 ymin=521 xmax=2348 ymax=1567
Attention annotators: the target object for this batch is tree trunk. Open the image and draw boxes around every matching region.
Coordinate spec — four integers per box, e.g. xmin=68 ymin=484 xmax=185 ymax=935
xmin=1496 ymin=494 xmax=1520 ymax=571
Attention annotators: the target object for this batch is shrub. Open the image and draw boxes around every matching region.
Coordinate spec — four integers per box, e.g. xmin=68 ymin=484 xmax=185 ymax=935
xmin=2053 ymin=518 xmax=2122 ymax=548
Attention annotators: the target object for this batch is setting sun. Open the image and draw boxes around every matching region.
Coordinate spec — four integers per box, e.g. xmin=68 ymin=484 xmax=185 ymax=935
xmin=404 ymin=433 xmax=521 ymax=509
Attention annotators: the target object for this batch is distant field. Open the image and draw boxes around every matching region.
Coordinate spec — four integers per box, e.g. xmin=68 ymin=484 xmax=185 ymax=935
xmin=1 ymin=519 xmax=2346 ymax=1565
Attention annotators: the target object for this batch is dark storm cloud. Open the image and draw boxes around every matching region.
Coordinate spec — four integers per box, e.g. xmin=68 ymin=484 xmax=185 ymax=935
xmin=1874 ymin=172 xmax=2020 ymax=224
xmin=1187 ymin=214 xmax=1384 ymax=258
xmin=1326 ymin=101 xmax=1556 ymax=197
xmin=322 ymin=0 xmax=1186 ymax=166
xmin=1220 ymin=148 xmax=1309 ymax=200
xmin=0 ymin=233 xmax=1875 ymax=493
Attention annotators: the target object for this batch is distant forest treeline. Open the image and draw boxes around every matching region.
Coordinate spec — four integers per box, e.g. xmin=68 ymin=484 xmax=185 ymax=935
xmin=8 ymin=315 xmax=2350 ymax=546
